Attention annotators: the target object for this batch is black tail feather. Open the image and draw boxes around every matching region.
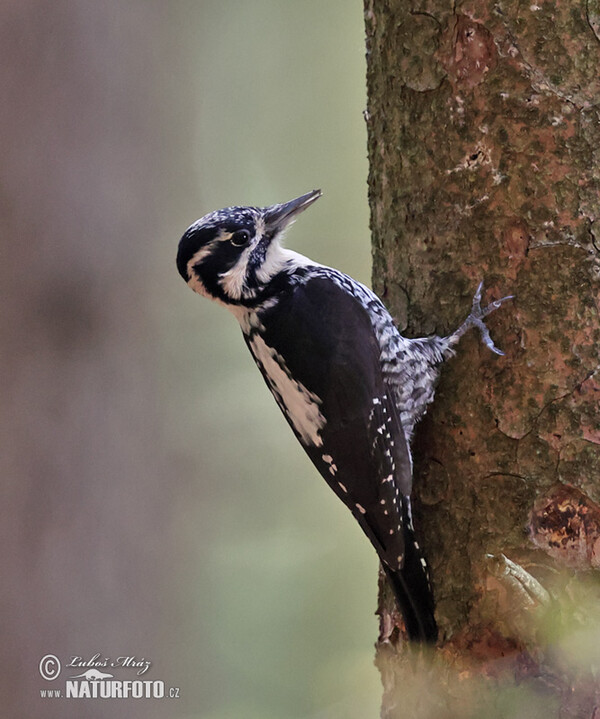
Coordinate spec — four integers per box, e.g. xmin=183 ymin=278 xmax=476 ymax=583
xmin=383 ymin=498 xmax=438 ymax=643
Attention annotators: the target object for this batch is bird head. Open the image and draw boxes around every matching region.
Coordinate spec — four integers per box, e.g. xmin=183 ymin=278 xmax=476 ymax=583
xmin=177 ymin=189 xmax=322 ymax=306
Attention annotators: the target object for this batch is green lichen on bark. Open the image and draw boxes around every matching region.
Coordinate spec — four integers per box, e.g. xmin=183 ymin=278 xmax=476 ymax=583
xmin=365 ymin=0 xmax=600 ymax=705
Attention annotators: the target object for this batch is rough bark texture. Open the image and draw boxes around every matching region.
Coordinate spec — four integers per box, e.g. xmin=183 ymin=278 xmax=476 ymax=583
xmin=364 ymin=0 xmax=600 ymax=715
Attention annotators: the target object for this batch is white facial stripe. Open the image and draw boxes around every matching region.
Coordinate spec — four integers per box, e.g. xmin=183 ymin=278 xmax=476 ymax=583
xmin=254 ymin=217 xmax=265 ymax=238
xmin=186 ymin=238 xmax=218 ymax=272
xmin=187 ymin=218 xmax=324 ymax=304
xmin=219 ymin=244 xmax=254 ymax=300
xmin=185 ymin=226 xmax=234 ymax=281
xmin=218 ymin=220 xmax=264 ymax=300
xmin=249 ymin=333 xmax=326 ymax=447
xmin=223 ymin=243 xmax=322 ymax=300
xmin=186 ymin=238 xmax=221 ymax=296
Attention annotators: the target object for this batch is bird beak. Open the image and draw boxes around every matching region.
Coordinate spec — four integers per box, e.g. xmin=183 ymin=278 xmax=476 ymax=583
xmin=263 ymin=189 xmax=322 ymax=234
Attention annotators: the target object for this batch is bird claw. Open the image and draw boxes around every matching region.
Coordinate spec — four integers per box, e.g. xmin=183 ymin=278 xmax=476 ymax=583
xmin=451 ymin=281 xmax=513 ymax=355
xmin=472 ymin=317 xmax=505 ymax=356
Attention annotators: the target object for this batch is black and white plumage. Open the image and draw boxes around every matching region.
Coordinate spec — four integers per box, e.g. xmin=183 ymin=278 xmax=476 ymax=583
xmin=176 ymin=190 xmax=511 ymax=642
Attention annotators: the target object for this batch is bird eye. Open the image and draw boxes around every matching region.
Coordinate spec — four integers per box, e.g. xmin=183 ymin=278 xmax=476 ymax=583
xmin=230 ymin=230 xmax=251 ymax=247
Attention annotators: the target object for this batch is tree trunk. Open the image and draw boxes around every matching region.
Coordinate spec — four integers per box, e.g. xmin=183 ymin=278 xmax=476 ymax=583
xmin=364 ymin=0 xmax=600 ymax=715
xmin=0 ymin=4 xmax=187 ymax=717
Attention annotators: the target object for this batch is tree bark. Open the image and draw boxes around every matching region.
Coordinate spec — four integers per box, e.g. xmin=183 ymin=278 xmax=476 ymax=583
xmin=364 ymin=0 xmax=600 ymax=715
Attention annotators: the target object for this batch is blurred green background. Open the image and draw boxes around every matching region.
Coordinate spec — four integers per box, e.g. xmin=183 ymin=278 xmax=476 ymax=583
xmin=1 ymin=2 xmax=380 ymax=717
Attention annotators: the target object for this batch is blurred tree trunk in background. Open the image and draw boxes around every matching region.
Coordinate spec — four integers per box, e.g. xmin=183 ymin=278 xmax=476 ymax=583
xmin=0 ymin=4 xmax=188 ymax=718
xmin=364 ymin=0 xmax=600 ymax=715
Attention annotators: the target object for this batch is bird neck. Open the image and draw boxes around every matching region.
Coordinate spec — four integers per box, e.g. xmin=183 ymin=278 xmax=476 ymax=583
xmin=224 ymin=249 xmax=321 ymax=328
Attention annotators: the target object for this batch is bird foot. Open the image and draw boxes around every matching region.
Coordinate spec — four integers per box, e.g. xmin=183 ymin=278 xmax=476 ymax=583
xmin=452 ymin=281 xmax=513 ymax=356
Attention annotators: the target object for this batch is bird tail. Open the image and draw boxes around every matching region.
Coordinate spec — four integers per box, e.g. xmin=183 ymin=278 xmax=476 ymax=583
xmin=382 ymin=497 xmax=438 ymax=643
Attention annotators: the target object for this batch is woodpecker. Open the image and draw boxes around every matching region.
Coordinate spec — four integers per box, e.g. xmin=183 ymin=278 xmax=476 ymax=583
xmin=176 ymin=189 xmax=511 ymax=642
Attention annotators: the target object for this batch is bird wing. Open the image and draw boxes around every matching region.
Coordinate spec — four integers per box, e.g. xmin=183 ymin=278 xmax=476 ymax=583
xmin=244 ymin=276 xmax=413 ymax=570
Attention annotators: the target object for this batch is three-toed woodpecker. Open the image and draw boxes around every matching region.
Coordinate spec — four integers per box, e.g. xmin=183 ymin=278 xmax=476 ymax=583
xmin=176 ymin=190 xmax=511 ymax=642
